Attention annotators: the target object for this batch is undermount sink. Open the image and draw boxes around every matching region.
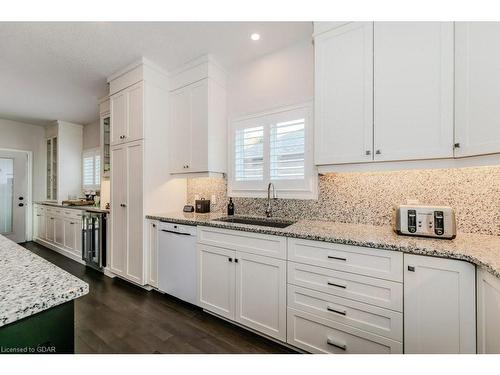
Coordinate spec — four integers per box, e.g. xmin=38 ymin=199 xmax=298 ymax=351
xmin=215 ymin=216 xmax=296 ymax=228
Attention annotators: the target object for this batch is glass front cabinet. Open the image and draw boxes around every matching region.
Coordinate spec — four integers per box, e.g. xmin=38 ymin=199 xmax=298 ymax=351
xmin=46 ymin=136 xmax=58 ymax=200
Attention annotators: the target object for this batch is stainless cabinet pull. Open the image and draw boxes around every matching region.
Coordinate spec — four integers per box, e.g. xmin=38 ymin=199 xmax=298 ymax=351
xmin=228 ymin=257 xmax=233 ymax=262
xmin=36 ymin=214 xmax=41 ymax=217
xmin=365 ymin=150 xmax=371 ymax=156
xmin=454 ymin=142 xmax=461 ymax=148
xmin=375 ymin=149 xmax=381 ymax=155
xmin=152 ymin=224 xmax=156 ymax=228
xmin=327 ymin=281 xmax=347 ymax=289
xmin=120 ymin=203 xmax=127 ymax=207
xmin=327 ymin=306 xmax=347 ymax=316
xmin=327 ymin=337 xmax=347 ymax=351
xmin=235 ymin=258 xmax=239 ymax=263
xmin=408 ymin=265 xmax=415 ymax=272
xmin=70 ymin=222 xmax=75 ymax=225
xmin=327 ymin=255 xmax=347 ymax=262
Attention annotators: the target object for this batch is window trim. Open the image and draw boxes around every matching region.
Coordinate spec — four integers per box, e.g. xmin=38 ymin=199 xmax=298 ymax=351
xmin=82 ymin=147 xmax=101 ymax=191
xmin=228 ymin=102 xmax=317 ymax=200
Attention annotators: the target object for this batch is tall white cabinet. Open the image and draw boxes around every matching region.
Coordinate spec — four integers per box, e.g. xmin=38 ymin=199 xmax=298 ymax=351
xmin=108 ymin=59 xmax=186 ymax=286
xmin=404 ymin=254 xmax=476 ymax=354
xmin=455 ymin=22 xmax=500 ymax=157
xmin=373 ymin=22 xmax=454 ymax=161
xmin=44 ymin=121 xmax=83 ymax=203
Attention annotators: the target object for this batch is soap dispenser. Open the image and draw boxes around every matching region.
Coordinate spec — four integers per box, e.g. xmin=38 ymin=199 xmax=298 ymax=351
xmin=227 ymin=197 xmax=235 ymax=216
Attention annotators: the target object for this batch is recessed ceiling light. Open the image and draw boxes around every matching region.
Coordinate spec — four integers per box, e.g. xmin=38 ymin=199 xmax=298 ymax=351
xmin=250 ymin=33 xmax=261 ymax=41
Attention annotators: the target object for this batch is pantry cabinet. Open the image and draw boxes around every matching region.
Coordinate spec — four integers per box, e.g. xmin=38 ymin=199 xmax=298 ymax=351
xmin=403 ymin=254 xmax=476 ymax=353
xmin=455 ymin=22 xmax=500 ymax=157
xmin=373 ymin=22 xmax=454 ymax=161
xmin=110 ymin=82 xmax=143 ymax=146
xmin=477 ymin=268 xmax=500 ymax=354
xmin=314 ymin=22 xmax=373 ymax=165
xmin=110 ymin=140 xmax=144 ymax=284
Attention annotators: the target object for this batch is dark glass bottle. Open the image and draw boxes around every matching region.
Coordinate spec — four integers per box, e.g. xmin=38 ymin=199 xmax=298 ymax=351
xmin=227 ymin=197 xmax=235 ymax=216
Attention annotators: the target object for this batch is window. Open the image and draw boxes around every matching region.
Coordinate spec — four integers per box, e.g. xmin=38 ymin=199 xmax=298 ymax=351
xmin=229 ymin=103 xmax=317 ymax=199
xmin=82 ymin=148 xmax=101 ymax=190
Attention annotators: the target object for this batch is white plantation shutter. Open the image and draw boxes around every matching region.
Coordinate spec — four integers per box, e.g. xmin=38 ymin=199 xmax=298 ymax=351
xmin=270 ymin=119 xmax=305 ymax=180
xmin=235 ymin=126 xmax=264 ymax=181
xmin=82 ymin=148 xmax=101 ymax=190
xmin=229 ymin=103 xmax=316 ymax=199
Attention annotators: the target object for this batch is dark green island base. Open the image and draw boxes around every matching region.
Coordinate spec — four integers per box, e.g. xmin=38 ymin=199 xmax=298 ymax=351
xmin=0 ymin=300 xmax=74 ymax=354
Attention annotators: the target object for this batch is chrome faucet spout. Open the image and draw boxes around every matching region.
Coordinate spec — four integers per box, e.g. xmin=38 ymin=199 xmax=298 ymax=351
xmin=265 ymin=182 xmax=277 ymax=218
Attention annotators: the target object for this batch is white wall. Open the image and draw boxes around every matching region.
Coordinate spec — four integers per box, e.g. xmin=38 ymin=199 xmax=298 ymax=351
xmin=0 ymin=118 xmax=45 ymax=201
xmin=83 ymin=119 xmax=100 ymax=149
xmin=227 ymin=39 xmax=314 ymax=118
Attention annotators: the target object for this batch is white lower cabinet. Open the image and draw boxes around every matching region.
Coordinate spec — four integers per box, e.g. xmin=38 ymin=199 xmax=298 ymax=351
xmin=235 ymin=251 xmax=287 ymax=341
xmin=477 ymin=268 xmax=500 ymax=353
xmin=198 ymin=244 xmax=236 ymax=320
xmin=287 ymin=308 xmax=403 ymax=354
xmin=198 ymin=229 xmax=287 ymax=341
xmin=404 ymin=254 xmax=476 ymax=354
xmin=33 ymin=204 xmax=84 ymax=263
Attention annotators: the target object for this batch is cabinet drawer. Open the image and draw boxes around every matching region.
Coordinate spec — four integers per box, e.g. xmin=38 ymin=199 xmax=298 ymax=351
xmin=287 ymin=308 xmax=403 ymax=354
xmin=288 ymin=238 xmax=403 ymax=282
xmin=197 ymin=226 xmax=286 ymax=260
xmin=62 ymin=209 xmax=84 ymax=220
xmin=288 ymin=262 xmax=403 ymax=311
xmin=288 ymin=285 xmax=402 ymax=341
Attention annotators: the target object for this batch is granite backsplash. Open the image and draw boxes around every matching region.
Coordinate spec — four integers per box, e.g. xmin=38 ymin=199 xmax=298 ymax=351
xmin=186 ymin=166 xmax=500 ymax=236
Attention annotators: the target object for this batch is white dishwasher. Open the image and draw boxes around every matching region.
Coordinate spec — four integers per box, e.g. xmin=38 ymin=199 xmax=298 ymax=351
xmin=158 ymin=222 xmax=198 ymax=305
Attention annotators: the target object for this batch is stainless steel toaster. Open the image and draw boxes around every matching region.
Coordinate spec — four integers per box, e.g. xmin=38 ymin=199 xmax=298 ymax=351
xmin=394 ymin=205 xmax=456 ymax=239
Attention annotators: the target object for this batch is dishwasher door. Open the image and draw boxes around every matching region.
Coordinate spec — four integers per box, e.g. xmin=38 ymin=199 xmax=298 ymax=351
xmin=158 ymin=222 xmax=198 ymax=305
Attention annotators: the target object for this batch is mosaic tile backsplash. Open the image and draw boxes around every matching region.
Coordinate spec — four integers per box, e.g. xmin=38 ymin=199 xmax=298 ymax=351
xmin=186 ymin=166 xmax=500 ymax=236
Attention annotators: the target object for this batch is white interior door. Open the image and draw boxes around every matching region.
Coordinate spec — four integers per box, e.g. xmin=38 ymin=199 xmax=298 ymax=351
xmin=0 ymin=150 xmax=27 ymax=243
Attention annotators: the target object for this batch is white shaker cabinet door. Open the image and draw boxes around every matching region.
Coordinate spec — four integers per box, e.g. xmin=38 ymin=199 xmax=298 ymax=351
xmin=404 ymin=254 xmax=476 ymax=354
xmin=198 ymin=244 xmax=236 ymax=320
xmin=477 ymin=268 xmax=500 ymax=354
xmin=234 ymin=251 xmax=287 ymax=341
xmin=110 ymin=144 xmax=128 ymax=277
xmin=168 ymin=85 xmax=192 ymax=173
xmin=110 ymin=90 xmax=128 ymax=146
xmin=314 ymin=22 xmax=374 ymax=165
xmin=455 ymin=22 xmax=500 ymax=157
xmin=373 ymin=22 xmax=454 ymax=161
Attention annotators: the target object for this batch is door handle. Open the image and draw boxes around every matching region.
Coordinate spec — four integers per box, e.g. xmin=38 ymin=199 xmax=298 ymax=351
xmin=326 ymin=305 xmax=347 ymax=316
xmin=18 ymin=203 xmax=24 ymax=207
xmin=160 ymin=229 xmax=190 ymax=236
xmin=326 ymin=337 xmax=347 ymax=351
xmin=327 ymin=255 xmax=347 ymax=261
xmin=18 ymin=196 xmax=24 ymax=200
xmin=327 ymin=280 xmax=347 ymax=289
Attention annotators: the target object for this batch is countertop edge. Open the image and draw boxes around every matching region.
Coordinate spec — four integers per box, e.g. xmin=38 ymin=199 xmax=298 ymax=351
xmin=146 ymin=213 xmax=500 ymax=280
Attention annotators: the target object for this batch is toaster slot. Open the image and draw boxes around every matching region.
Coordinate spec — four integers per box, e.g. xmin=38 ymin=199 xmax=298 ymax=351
xmin=434 ymin=211 xmax=444 ymax=236
xmin=407 ymin=210 xmax=417 ymax=233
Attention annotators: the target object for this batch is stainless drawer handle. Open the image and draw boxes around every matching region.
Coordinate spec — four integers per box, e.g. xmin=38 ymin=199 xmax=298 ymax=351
xmin=326 ymin=337 xmax=347 ymax=351
xmin=326 ymin=305 xmax=347 ymax=316
xmin=327 ymin=281 xmax=347 ymax=289
xmin=327 ymin=255 xmax=347 ymax=262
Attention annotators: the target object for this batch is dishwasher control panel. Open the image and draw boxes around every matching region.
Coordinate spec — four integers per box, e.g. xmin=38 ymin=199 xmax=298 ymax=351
xmin=394 ymin=205 xmax=456 ymax=239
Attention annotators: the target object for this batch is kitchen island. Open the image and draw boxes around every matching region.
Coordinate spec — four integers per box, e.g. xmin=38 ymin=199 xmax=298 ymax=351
xmin=0 ymin=235 xmax=88 ymax=353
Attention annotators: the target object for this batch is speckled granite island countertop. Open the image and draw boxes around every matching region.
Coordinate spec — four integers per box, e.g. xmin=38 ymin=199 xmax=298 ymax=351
xmin=146 ymin=212 xmax=500 ymax=279
xmin=0 ymin=235 xmax=89 ymax=327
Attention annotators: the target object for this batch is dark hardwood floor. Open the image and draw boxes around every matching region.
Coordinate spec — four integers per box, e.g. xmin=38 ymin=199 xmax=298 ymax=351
xmin=21 ymin=241 xmax=296 ymax=354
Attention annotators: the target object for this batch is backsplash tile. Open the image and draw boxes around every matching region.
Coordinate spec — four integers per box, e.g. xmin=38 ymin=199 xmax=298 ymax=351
xmin=186 ymin=166 xmax=500 ymax=236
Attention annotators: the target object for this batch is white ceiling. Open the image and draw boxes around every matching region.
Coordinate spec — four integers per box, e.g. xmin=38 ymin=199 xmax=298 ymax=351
xmin=0 ymin=22 xmax=312 ymax=126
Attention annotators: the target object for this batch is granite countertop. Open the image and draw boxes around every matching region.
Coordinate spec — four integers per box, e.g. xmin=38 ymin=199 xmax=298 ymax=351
xmin=146 ymin=212 xmax=500 ymax=279
xmin=35 ymin=201 xmax=110 ymax=214
xmin=0 ymin=235 xmax=89 ymax=327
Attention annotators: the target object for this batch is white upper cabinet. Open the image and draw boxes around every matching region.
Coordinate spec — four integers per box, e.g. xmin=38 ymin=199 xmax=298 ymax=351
xmin=455 ymin=22 xmax=500 ymax=157
xmin=373 ymin=22 xmax=454 ymax=161
xmin=168 ymin=56 xmax=227 ymax=176
xmin=314 ymin=22 xmax=374 ymax=165
xmin=110 ymin=82 xmax=144 ymax=145
xmin=404 ymin=254 xmax=476 ymax=354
